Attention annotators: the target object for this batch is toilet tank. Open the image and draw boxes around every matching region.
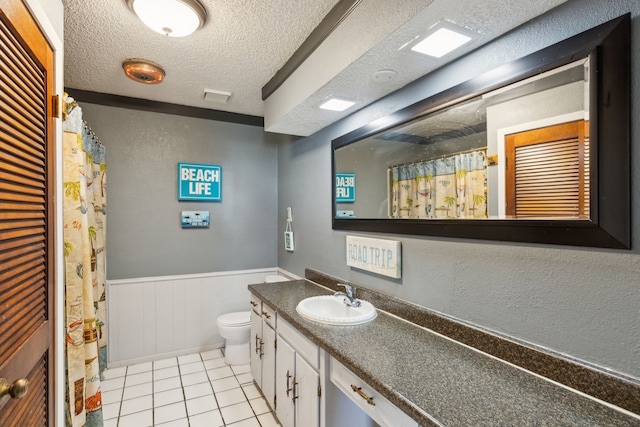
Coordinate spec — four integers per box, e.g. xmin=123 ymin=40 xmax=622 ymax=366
xmin=265 ymin=274 xmax=289 ymax=283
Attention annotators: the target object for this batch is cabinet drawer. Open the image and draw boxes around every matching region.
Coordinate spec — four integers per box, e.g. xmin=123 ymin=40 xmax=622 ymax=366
xmin=278 ymin=318 xmax=319 ymax=370
xmin=330 ymin=358 xmax=418 ymax=427
xmin=261 ymin=304 xmax=277 ymax=328
xmin=249 ymin=296 xmax=261 ymax=314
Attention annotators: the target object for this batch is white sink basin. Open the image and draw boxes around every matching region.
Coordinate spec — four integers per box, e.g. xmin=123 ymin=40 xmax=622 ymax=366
xmin=296 ymin=295 xmax=377 ymax=325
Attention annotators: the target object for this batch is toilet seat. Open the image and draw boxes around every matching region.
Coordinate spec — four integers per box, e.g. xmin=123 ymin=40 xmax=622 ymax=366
xmin=217 ymin=311 xmax=250 ymax=327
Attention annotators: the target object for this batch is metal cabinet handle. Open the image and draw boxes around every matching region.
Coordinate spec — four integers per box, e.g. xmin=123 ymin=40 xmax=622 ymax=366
xmin=261 ymin=311 xmax=271 ymax=319
xmin=259 ymin=339 xmax=264 ymax=358
xmin=285 ymin=370 xmax=292 ymax=397
xmin=250 ymin=300 xmax=258 ymax=307
xmin=0 ymin=378 xmax=29 ymax=405
xmin=351 ymin=384 xmax=375 ymax=406
xmin=254 ymin=334 xmax=261 ymax=354
xmin=292 ymin=377 xmax=299 ymax=401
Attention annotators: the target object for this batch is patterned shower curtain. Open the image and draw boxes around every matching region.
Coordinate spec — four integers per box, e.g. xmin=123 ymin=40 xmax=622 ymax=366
xmin=390 ymin=150 xmax=487 ymax=219
xmin=63 ymin=100 xmax=107 ymax=427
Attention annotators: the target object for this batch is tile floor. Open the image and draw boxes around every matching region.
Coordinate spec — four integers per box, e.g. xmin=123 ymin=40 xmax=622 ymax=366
xmin=101 ymin=349 xmax=281 ymax=427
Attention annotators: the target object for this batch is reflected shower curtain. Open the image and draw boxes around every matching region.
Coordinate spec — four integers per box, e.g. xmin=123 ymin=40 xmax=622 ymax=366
xmin=63 ymin=102 xmax=107 ymax=427
xmin=391 ymin=151 xmax=487 ymax=219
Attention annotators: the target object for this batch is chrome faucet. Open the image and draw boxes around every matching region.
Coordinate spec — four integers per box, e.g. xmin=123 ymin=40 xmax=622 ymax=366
xmin=334 ymin=283 xmax=361 ymax=307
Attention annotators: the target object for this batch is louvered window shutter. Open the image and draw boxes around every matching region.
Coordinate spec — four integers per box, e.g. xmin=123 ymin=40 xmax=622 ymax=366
xmin=506 ymin=121 xmax=589 ymax=219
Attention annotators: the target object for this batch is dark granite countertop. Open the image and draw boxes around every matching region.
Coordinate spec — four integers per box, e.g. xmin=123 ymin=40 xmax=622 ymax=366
xmin=248 ymin=280 xmax=640 ymax=427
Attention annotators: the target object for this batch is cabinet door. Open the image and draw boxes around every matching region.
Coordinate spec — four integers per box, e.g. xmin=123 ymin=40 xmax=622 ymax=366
xmin=262 ymin=321 xmax=276 ymax=409
xmin=275 ymin=338 xmax=295 ymax=427
xmin=250 ymin=310 xmax=263 ymax=388
xmin=295 ymin=353 xmax=320 ymax=427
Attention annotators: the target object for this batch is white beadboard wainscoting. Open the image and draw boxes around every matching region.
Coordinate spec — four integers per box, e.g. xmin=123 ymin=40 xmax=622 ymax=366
xmin=106 ymin=268 xmax=299 ymax=368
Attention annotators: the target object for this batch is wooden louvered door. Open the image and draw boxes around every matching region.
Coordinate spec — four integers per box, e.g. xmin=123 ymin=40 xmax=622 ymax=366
xmin=0 ymin=0 xmax=55 ymax=426
xmin=505 ymin=120 xmax=589 ymax=219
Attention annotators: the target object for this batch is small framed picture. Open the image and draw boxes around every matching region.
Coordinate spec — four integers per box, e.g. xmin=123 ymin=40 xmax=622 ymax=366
xmin=284 ymin=231 xmax=294 ymax=251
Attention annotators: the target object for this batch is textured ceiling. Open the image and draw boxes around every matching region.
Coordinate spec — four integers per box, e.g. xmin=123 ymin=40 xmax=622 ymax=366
xmin=265 ymin=0 xmax=569 ymax=136
xmin=64 ymin=0 xmax=568 ymax=135
xmin=64 ymin=0 xmax=341 ymax=117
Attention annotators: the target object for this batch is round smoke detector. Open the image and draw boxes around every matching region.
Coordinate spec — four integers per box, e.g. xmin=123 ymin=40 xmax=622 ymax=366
xmin=122 ymin=58 xmax=165 ymax=84
xmin=371 ymin=69 xmax=397 ymax=83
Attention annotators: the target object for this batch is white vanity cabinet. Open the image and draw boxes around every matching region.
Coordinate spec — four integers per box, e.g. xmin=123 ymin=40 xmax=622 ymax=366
xmin=249 ymin=297 xmax=277 ymax=409
xmin=330 ymin=358 xmax=418 ymax=427
xmin=249 ymin=306 xmax=261 ymax=386
xmin=275 ymin=318 xmax=322 ymax=427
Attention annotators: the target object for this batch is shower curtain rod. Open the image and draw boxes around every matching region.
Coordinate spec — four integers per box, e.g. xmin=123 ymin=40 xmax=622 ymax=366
xmin=62 ymin=92 xmax=104 ymax=145
xmin=82 ymin=120 xmax=103 ymax=145
xmin=62 ymin=92 xmax=77 ymax=121
xmin=389 ymin=146 xmax=487 ymax=169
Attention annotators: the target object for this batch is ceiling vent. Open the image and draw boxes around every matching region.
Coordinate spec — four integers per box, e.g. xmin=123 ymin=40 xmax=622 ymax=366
xmin=203 ymin=89 xmax=232 ymax=103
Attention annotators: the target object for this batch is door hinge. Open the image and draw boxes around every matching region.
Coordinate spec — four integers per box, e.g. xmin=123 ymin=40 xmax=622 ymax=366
xmin=274 ymin=394 xmax=277 ymax=410
xmin=317 ymin=385 xmax=322 ymax=397
xmin=52 ymin=94 xmax=60 ymax=119
xmin=274 ymin=339 xmax=277 ymax=349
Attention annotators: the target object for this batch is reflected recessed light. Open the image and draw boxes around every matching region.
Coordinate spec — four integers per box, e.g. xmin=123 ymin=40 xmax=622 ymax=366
xmin=319 ymin=98 xmax=355 ymax=112
xmin=402 ymin=21 xmax=475 ymax=58
xmin=412 ymin=28 xmax=471 ymax=57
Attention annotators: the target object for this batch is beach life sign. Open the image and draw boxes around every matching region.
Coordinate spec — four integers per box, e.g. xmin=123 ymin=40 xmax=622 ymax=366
xmin=178 ymin=163 xmax=222 ymax=201
xmin=346 ymin=236 xmax=401 ymax=278
xmin=336 ymin=172 xmax=356 ymax=203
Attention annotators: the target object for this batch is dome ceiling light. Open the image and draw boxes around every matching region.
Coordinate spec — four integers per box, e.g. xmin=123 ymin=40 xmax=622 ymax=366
xmin=122 ymin=59 xmax=166 ymax=84
xmin=127 ymin=0 xmax=207 ymax=37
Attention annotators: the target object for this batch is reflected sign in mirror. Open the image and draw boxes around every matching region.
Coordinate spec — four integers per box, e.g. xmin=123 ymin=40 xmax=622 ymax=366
xmin=332 ymin=15 xmax=629 ymax=249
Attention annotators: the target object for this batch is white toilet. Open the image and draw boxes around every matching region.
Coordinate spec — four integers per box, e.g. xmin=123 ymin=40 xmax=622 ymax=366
xmin=216 ymin=311 xmax=251 ymax=365
xmin=265 ymin=274 xmax=289 ymax=283
xmin=216 ymin=275 xmax=289 ymax=365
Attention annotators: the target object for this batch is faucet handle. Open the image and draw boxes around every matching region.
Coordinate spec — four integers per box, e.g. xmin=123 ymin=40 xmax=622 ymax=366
xmin=338 ymin=283 xmax=355 ymax=298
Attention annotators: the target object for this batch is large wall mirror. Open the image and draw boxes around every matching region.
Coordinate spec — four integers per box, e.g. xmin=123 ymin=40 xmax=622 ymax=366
xmin=332 ymin=14 xmax=630 ymax=249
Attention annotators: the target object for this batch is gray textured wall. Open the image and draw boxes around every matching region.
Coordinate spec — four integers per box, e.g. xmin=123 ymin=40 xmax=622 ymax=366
xmin=79 ymin=104 xmax=286 ymax=279
xmin=278 ymin=0 xmax=640 ymax=380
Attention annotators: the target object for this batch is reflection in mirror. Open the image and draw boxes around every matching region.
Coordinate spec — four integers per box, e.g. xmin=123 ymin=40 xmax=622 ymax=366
xmin=331 ymin=14 xmax=630 ymax=249
xmin=335 ymin=59 xmax=589 ymax=221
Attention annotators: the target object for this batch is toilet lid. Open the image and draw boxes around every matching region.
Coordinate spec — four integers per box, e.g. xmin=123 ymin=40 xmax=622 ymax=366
xmin=218 ymin=311 xmax=251 ymax=327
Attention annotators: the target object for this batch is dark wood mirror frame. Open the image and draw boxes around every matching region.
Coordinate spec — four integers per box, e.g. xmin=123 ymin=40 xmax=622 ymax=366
xmin=332 ymin=14 xmax=630 ymax=249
